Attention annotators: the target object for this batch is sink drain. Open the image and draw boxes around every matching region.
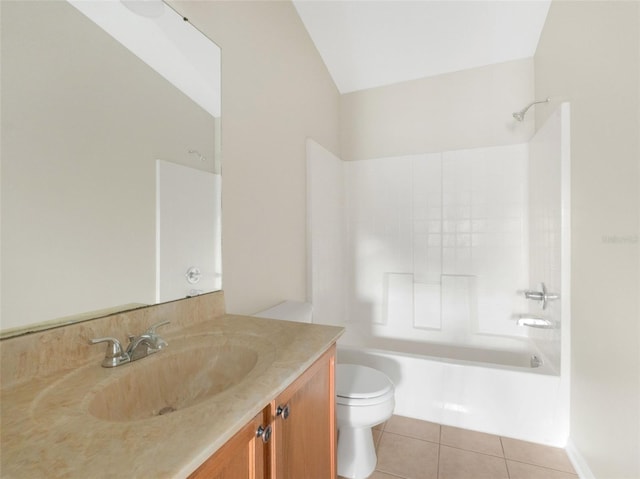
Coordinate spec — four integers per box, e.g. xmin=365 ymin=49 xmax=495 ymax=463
xmin=158 ymin=406 xmax=176 ymax=416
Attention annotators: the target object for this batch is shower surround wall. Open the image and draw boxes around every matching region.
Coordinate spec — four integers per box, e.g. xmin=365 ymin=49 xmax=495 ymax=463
xmin=311 ymin=141 xmax=530 ymax=351
xmin=308 ymin=58 xmax=570 ymax=446
xmin=307 ymin=136 xmax=569 ymax=445
xmin=527 ymin=104 xmax=571 ymax=376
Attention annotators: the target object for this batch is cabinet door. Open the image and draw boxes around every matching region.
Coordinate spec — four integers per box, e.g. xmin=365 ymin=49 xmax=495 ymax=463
xmin=272 ymin=345 xmax=336 ymax=479
xmin=189 ymin=408 xmax=269 ymax=479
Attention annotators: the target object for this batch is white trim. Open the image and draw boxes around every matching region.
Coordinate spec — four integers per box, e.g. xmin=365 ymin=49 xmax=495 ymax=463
xmin=305 ymin=139 xmax=314 ymax=305
xmin=566 ymin=438 xmax=597 ymax=479
xmin=559 ymin=101 xmax=572 ymax=449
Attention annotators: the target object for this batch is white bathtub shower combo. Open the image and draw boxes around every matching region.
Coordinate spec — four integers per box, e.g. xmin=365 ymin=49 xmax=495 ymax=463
xmin=305 ymin=104 xmax=571 ymax=449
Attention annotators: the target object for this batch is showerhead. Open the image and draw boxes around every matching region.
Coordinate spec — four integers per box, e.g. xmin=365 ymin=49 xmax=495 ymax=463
xmin=513 ymin=98 xmax=550 ymax=122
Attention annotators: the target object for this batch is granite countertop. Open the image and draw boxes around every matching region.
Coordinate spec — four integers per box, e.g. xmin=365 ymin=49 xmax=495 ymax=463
xmin=0 ymin=314 xmax=343 ymax=478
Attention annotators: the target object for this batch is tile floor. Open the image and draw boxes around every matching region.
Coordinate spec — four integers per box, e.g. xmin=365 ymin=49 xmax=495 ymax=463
xmin=339 ymin=415 xmax=578 ymax=479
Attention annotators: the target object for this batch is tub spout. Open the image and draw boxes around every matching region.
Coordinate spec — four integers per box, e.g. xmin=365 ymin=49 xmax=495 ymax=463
xmin=516 ymin=316 xmax=554 ymax=329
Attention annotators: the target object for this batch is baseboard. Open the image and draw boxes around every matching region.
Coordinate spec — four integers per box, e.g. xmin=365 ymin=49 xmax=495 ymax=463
xmin=566 ymin=437 xmax=597 ymax=479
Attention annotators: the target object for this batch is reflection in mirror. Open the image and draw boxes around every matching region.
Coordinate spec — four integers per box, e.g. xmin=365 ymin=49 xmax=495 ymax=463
xmin=0 ymin=0 xmax=221 ymax=337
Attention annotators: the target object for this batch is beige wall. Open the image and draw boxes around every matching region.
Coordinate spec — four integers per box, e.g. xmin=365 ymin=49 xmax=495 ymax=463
xmin=340 ymin=58 xmax=535 ymax=161
xmin=535 ymin=2 xmax=639 ymax=478
xmin=170 ymin=1 xmax=340 ymax=315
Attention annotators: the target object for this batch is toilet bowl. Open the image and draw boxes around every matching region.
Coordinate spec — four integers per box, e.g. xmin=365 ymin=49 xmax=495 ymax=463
xmin=336 ymin=364 xmax=395 ymax=479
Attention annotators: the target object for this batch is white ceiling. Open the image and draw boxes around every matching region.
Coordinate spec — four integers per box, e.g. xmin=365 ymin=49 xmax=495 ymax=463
xmin=293 ymin=0 xmax=551 ymax=94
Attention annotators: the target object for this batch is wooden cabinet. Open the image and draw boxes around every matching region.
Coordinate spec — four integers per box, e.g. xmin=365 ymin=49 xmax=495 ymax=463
xmin=189 ymin=344 xmax=336 ymax=479
xmin=271 ymin=344 xmax=336 ymax=479
xmin=188 ymin=408 xmax=268 ymax=479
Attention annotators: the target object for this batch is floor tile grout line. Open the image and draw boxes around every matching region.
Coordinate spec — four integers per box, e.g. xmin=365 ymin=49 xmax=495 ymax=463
xmin=505 ymin=458 xmax=579 ymax=476
xmin=374 ymin=462 xmax=412 ymax=479
xmin=500 ymin=434 xmax=577 ymax=475
xmin=375 ymin=429 xmax=440 ymax=479
xmin=372 ymin=417 xmax=575 ymax=478
xmin=382 ymin=429 xmax=507 ymax=459
xmin=500 ymin=435 xmax=510 ymax=479
xmin=372 ymin=470 xmax=409 ymax=479
xmin=438 ymin=444 xmax=510 ymax=479
xmin=438 ymin=443 xmax=505 ymax=459
xmin=381 ymin=429 xmax=440 ymax=445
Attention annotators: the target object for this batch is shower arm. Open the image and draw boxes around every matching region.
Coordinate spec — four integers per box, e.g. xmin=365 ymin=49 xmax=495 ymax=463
xmin=513 ymin=98 xmax=550 ymax=121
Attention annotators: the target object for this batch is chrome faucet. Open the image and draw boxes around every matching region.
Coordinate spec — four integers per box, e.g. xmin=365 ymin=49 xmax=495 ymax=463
xmin=125 ymin=321 xmax=169 ymax=361
xmin=90 ymin=320 xmax=170 ymax=368
xmin=522 ymin=282 xmax=559 ymax=310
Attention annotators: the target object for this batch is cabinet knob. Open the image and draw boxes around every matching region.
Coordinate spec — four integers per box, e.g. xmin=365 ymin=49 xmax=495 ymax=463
xmin=276 ymin=404 xmax=290 ymax=420
xmin=256 ymin=424 xmax=272 ymax=443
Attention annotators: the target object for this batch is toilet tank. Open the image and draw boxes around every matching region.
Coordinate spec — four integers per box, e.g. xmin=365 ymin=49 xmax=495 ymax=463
xmin=252 ymin=301 xmax=313 ymax=323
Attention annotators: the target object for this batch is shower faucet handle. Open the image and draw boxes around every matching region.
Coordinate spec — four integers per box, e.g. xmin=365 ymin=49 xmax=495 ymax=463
xmin=523 ymin=282 xmax=559 ymax=310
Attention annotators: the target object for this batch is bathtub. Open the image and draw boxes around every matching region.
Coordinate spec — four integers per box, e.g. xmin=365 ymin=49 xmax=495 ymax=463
xmin=337 ymin=340 xmax=569 ymax=447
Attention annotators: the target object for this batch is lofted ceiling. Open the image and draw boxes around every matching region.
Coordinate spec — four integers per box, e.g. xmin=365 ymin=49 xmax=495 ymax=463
xmin=293 ymin=0 xmax=551 ymax=94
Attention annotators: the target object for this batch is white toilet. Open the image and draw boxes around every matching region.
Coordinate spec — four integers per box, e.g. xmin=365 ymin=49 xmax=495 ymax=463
xmin=336 ymin=364 xmax=395 ymax=479
xmin=253 ymin=301 xmax=395 ymax=479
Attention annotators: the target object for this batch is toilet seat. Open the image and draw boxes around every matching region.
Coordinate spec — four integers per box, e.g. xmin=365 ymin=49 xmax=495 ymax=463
xmin=336 ymin=364 xmax=394 ymax=406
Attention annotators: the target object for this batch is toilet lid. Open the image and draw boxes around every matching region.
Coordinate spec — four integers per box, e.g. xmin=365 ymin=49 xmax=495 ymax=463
xmin=336 ymin=364 xmax=393 ymax=399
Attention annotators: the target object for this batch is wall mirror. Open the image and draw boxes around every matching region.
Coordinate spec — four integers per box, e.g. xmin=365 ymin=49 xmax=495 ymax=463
xmin=0 ymin=0 xmax=222 ymax=338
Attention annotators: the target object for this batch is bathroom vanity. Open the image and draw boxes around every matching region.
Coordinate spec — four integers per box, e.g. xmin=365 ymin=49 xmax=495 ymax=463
xmin=190 ymin=345 xmax=335 ymax=478
xmin=0 ymin=292 xmax=343 ymax=478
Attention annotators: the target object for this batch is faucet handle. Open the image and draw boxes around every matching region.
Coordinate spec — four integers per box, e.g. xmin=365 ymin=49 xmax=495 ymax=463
xmin=146 ymin=320 xmax=170 ymax=335
xmin=89 ymin=337 xmax=130 ymax=368
xmin=522 ymin=282 xmax=559 ymax=310
xmin=89 ymin=336 xmax=124 ymax=353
